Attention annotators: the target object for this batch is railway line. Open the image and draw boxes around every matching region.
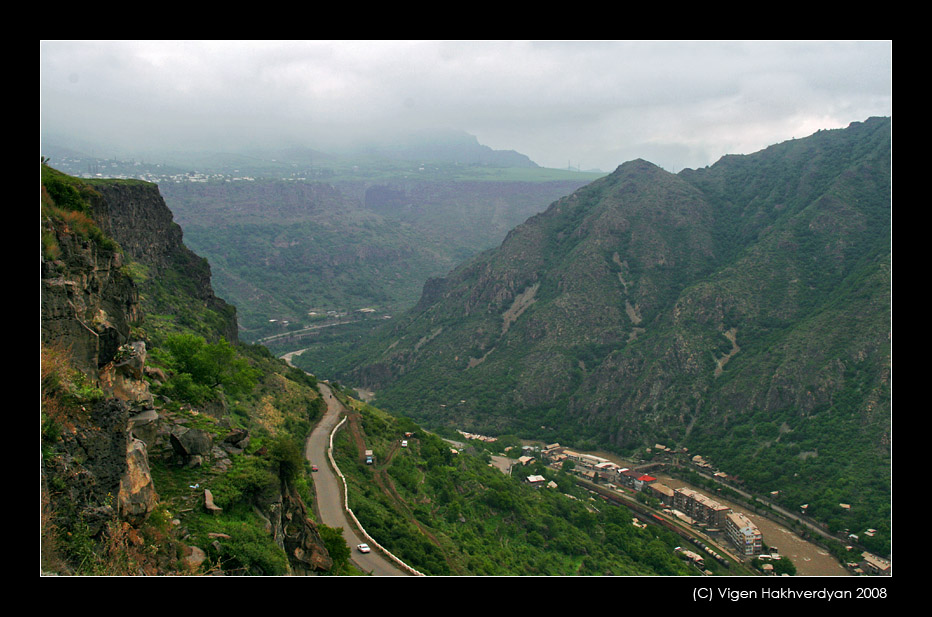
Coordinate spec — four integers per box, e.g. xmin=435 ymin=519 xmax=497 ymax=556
xmin=579 ymin=478 xmax=750 ymax=573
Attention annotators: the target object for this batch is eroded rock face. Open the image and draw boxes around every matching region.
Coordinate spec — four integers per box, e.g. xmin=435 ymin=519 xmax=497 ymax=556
xmin=41 ymin=221 xmax=140 ymax=382
xmin=118 ymin=438 xmax=159 ymax=521
xmin=99 ymin=342 xmax=154 ymax=406
xmin=279 ymin=486 xmax=333 ymax=573
xmin=46 ymin=398 xmax=159 ymax=531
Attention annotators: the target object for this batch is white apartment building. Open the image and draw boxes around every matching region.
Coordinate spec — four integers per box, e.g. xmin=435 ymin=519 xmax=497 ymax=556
xmin=724 ymin=511 xmax=763 ymax=555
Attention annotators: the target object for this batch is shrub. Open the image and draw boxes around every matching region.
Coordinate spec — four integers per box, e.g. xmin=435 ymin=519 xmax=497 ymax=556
xmin=317 ymin=525 xmax=350 ymax=572
xmin=269 ymin=436 xmax=304 ymax=487
xmin=211 ymin=457 xmax=280 ymax=509
xmin=159 ymin=334 xmax=259 ymax=404
xmin=208 ymin=518 xmax=290 ymax=575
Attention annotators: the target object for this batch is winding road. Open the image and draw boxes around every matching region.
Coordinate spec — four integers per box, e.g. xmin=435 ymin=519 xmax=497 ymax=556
xmin=305 ymin=381 xmax=408 ymax=576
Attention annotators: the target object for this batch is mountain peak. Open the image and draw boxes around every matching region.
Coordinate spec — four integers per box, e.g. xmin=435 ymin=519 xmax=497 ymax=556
xmin=358 ymin=128 xmax=540 ymax=168
xmin=339 ymin=120 xmax=891 ymax=554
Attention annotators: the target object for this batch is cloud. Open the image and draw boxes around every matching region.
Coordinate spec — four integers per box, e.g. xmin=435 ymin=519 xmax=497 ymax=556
xmin=40 ymin=40 xmax=892 ymax=172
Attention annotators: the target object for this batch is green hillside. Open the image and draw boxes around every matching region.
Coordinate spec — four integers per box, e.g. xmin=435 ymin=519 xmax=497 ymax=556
xmin=328 ymin=390 xmax=707 ymax=576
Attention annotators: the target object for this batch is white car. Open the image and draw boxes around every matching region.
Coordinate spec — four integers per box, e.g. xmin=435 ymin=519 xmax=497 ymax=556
xmin=357 ymin=543 xmax=371 ymax=553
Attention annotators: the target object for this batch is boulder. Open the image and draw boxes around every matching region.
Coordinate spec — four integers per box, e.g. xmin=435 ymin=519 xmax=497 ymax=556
xmin=129 ymin=409 xmax=160 ymax=446
xmin=98 ymin=342 xmax=154 ymax=406
xmin=184 ymin=545 xmax=207 ymax=571
xmin=204 ymin=489 xmax=222 ymax=515
xmin=170 ymin=426 xmax=213 ymax=459
xmin=221 ymin=428 xmax=250 ymax=455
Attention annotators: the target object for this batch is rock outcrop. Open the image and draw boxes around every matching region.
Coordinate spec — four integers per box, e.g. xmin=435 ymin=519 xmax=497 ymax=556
xmin=40 ymin=211 xmax=140 ymax=382
xmin=45 ymin=398 xmax=158 ymax=528
xmin=280 ymin=485 xmax=333 ymax=573
xmin=90 ymin=181 xmax=239 ymax=344
xmin=99 ymin=341 xmax=154 ymax=406
xmin=119 ymin=435 xmax=159 ymax=521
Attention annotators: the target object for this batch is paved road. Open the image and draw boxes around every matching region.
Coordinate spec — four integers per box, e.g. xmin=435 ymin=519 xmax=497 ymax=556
xmin=257 ymin=319 xmax=354 ymax=345
xmin=305 ymin=382 xmax=408 ymax=576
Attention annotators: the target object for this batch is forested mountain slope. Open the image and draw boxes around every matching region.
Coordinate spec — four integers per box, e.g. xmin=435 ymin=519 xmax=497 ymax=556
xmin=329 ymin=118 xmax=892 ymax=554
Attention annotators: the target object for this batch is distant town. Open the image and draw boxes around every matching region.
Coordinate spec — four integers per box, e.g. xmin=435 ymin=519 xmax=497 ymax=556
xmin=44 ymin=154 xmax=332 ymax=185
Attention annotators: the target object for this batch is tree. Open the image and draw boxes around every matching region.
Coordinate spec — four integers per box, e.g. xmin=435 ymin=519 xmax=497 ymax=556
xmin=163 ymin=334 xmax=259 ymax=403
xmin=269 ymin=436 xmax=304 ymax=487
xmin=317 ymin=525 xmax=350 ymax=572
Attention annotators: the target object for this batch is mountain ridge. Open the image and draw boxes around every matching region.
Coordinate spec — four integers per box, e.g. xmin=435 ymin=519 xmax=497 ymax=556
xmin=321 ymin=118 xmax=891 ymax=553
xmin=40 ymin=127 xmax=544 ymax=176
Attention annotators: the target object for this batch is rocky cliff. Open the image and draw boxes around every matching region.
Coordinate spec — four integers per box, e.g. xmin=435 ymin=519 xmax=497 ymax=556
xmin=41 ymin=194 xmax=140 ymax=381
xmin=92 ymin=180 xmax=239 ymax=344
xmin=41 ymin=169 xmax=165 ymax=571
xmin=41 ymin=165 xmax=331 ymax=575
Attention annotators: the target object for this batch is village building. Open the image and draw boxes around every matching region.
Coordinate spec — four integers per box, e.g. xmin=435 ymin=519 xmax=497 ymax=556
xmin=860 ymin=551 xmax=892 ymax=576
xmin=594 ymin=461 xmax=620 ymax=483
xmin=634 ymin=474 xmax=656 ymax=491
xmin=673 ymin=488 xmax=730 ymax=527
xmin=619 ymin=469 xmax=641 ymax=489
xmin=648 ymin=482 xmax=676 ymax=506
xmin=541 ymin=443 xmax=563 ymax=457
xmin=561 ymin=450 xmax=611 ymax=469
xmin=724 ymin=511 xmax=763 ymax=555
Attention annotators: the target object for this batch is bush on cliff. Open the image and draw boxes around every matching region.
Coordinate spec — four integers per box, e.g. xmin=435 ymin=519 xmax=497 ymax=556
xmin=156 ymin=333 xmax=260 ymax=405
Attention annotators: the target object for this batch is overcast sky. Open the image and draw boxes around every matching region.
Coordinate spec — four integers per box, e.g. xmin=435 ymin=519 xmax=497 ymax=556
xmin=39 ymin=40 xmax=892 ymax=172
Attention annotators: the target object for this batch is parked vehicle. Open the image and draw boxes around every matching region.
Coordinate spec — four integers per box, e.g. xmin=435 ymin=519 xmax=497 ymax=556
xmin=401 ymin=440 xmax=408 ymax=447
xmin=365 ymin=449 xmax=374 ymax=464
